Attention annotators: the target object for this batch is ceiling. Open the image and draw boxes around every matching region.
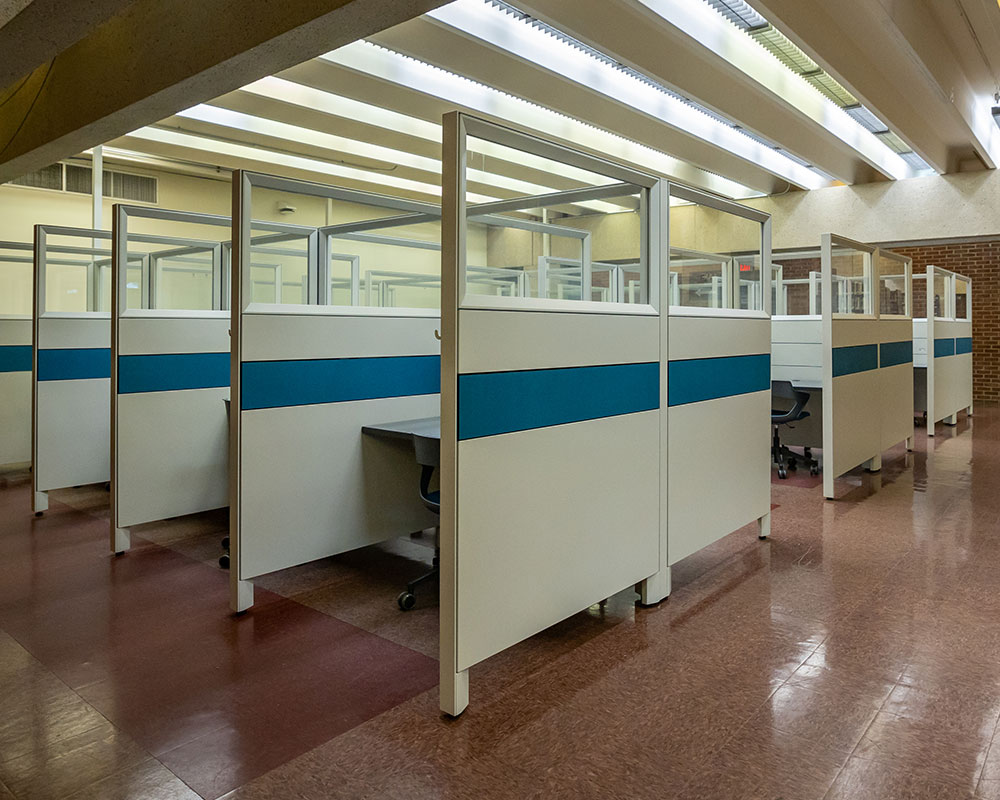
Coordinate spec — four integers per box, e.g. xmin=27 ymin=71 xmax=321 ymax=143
xmin=100 ymin=0 xmax=1000 ymax=204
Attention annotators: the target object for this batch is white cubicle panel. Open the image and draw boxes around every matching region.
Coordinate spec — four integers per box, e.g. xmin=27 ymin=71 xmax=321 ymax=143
xmin=0 ymin=242 xmax=34 ymax=467
xmin=666 ymin=185 xmax=772 ymax=565
xmin=32 ymin=226 xmax=115 ymax=514
xmin=915 ymin=266 xmax=973 ymax=431
xmin=440 ymin=113 xmax=667 ymax=716
xmin=110 ymin=205 xmax=246 ymax=552
xmin=875 ymin=250 xmax=914 ymax=454
xmin=230 ymin=172 xmax=442 ymax=612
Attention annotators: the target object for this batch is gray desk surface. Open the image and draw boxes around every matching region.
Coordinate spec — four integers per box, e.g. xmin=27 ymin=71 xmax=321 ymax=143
xmin=362 ymin=416 xmax=441 ymax=442
xmin=790 ymin=381 xmax=822 ymax=392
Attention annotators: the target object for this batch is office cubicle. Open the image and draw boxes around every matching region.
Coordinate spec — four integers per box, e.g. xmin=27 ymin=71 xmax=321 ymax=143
xmin=440 ymin=112 xmax=668 ymax=716
xmin=771 ymin=236 xmax=914 ymax=498
xmin=665 ymin=186 xmax=773 ymax=565
xmin=229 ymin=172 xmax=443 ymax=613
xmin=31 ymin=226 xmax=147 ymax=514
xmin=913 ymin=266 xmax=973 ymax=432
xmin=0 ymin=242 xmax=34 ymax=468
xmin=111 ymin=207 xmax=240 ymax=552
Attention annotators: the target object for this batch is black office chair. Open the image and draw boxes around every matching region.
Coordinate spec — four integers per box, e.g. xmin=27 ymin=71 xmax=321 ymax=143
xmin=771 ymin=381 xmax=820 ymax=479
xmin=397 ymin=434 xmax=440 ymax=611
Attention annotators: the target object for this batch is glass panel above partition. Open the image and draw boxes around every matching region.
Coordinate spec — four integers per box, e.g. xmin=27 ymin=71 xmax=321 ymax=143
xmin=669 ymin=198 xmax=764 ymax=312
xmin=877 ymin=251 xmax=911 ymax=318
xmin=829 ymin=243 xmax=872 ymax=315
xmin=955 ymin=276 xmax=970 ymax=320
xmin=0 ymin=245 xmax=35 ymax=316
xmin=771 ymin=250 xmax=821 ymax=316
xmin=932 ymin=269 xmax=951 ymax=319
xmin=463 ymin=134 xmax=648 ymax=306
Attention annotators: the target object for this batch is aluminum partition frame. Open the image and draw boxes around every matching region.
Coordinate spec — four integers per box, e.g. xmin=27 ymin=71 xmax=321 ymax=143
xmin=32 ymin=225 xmax=115 ymax=514
xmin=664 ymin=181 xmax=773 ymax=566
xmin=821 ymin=233 xmax=880 ymax=499
xmin=441 ymin=111 xmax=666 ymax=716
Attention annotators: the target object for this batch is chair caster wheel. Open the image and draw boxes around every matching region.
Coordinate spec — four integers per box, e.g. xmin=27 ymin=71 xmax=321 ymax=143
xmin=397 ymin=591 xmax=416 ymax=611
xmin=810 ymin=466 xmax=820 ymax=476
xmin=777 ymin=468 xmax=787 ymax=479
xmin=222 ymin=536 xmax=229 ymax=549
xmin=219 ymin=554 xmax=230 ymax=569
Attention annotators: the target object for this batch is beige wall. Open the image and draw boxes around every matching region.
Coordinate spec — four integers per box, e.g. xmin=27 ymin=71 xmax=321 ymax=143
xmin=745 ymin=168 xmax=1000 ymax=250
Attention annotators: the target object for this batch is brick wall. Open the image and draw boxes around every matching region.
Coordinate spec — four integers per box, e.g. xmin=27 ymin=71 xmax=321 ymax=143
xmin=891 ymin=240 xmax=1000 ymax=405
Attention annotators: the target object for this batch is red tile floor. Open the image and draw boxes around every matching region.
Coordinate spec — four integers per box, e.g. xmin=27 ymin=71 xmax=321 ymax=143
xmin=0 ymin=408 xmax=995 ymax=799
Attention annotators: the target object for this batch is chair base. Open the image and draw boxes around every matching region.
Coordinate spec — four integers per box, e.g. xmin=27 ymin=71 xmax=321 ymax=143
xmin=773 ymin=425 xmax=820 ymax=479
xmin=397 ymin=552 xmax=439 ymax=611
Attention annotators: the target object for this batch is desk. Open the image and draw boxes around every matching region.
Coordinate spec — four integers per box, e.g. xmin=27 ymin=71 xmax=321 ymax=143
xmin=362 ymin=416 xmax=441 ymax=449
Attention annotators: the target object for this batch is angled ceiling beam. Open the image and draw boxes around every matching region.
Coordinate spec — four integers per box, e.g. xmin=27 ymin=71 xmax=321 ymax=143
xmin=0 ymin=0 xmax=447 ymax=183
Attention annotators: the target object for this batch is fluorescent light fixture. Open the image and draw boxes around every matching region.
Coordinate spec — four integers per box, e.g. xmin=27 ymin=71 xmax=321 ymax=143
xmin=124 ymin=126 xmax=496 ymax=202
xmin=320 ymin=42 xmax=762 ymax=199
xmin=425 ymin=0 xmax=827 ymax=189
xmin=243 ymin=77 xmax=631 ymax=190
xmin=172 ymin=104 xmax=629 ymax=213
xmin=631 ymin=0 xmax=913 ymax=179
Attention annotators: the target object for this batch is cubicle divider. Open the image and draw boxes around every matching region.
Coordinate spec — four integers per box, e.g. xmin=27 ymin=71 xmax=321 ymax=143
xmin=0 ymin=242 xmax=34 ymax=468
xmin=230 ymin=172 xmax=443 ymax=612
xmin=875 ymin=249 xmax=914 ymax=453
xmin=772 ymin=236 xmax=914 ymax=498
xmin=914 ymin=266 xmax=973 ymax=432
xmin=32 ymin=225 xmax=132 ymax=514
xmin=110 ymin=206 xmax=251 ymax=552
xmin=440 ymin=113 xmax=669 ymax=716
xmin=665 ymin=185 xmax=773 ymax=566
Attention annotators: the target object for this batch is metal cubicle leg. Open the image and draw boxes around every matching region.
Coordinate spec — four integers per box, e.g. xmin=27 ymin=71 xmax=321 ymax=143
xmin=865 ymin=453 xmax=882 ymax=472
xmin=638 ymin=567 xmax=670 ymax=606
xmin=231 ymin=579 xmax=254 ymax=614
xmin=945 ymin=413 xmax=958 ymax=426
xmin=441 ymin=666 xmax=469 ymax=717
xmin=906 ymin=436 xmax=914 ymax=452
xmin=32 ymin=491 xmax=48 ymax=516
xmin=968 ymin=402 xmax=974 ymax=417
xmin=757 ymin=511 xmax=771 ymax=540
xmin=113 ymin=527 xmax=131 ymax=555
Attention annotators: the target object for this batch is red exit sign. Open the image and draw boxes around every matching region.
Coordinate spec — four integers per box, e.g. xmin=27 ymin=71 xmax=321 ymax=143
xmin=739 ymin=263 xmax=755 ymax=272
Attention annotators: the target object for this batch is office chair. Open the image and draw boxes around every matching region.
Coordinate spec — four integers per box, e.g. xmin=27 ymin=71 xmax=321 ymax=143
xmin=771 ymin=380 xmax=820 ymax=479
xmin=397 ymin=434 xmax=440 ymax=611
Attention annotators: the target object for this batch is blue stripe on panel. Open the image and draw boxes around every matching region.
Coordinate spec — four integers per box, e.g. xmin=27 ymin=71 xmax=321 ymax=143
xmin=832 ymin=344 xmax=878 ymax=377
xmin=934 ymin=338 xmax=955 ymax=358
xmin=118 ymin=353 xmax=230 ymax=394
xmin=0 ymin=345 xmax=31 ymax=373
xmin=37 ymin=348 xmax=111 ymax=381
xmin=956 ymin=337 xmax=972 ymax=355
xmin=457 ymin=362 xmax=659 ymax=440
xmin=879 ymin=340 xmax=913 ymax=368
xmin=241 ymin=355 xmax=440 ymax=410
xmin=667 ymin=353 xmax=770 ymax=407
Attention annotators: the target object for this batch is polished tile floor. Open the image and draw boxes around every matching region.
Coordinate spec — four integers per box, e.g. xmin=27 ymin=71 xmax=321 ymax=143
xmin=0 ymin=408 xmax=994 ymax=799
